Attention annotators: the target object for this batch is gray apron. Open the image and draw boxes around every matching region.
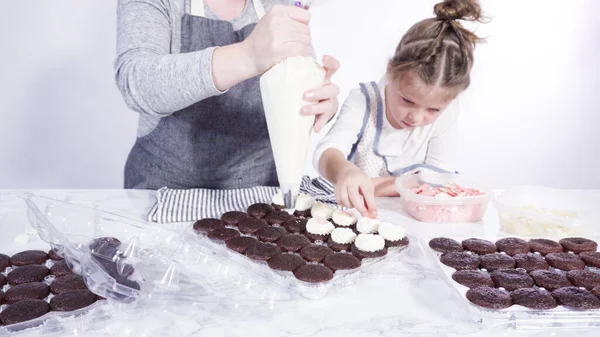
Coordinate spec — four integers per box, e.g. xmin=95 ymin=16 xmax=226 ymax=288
xmin=124 ymin=0 xmax=278 ymax=190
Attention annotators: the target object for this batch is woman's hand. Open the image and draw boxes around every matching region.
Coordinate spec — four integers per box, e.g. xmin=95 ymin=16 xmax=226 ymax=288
xmin=301 ymin=55 xmax=340 ymax=132
xmin=334 ymin=164 xmax=377 ymax=217
xmin=241 ymin=5 xmax=312 ymax=76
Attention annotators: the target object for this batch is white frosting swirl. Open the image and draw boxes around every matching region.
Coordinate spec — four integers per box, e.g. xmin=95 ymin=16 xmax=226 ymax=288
xmin=306 ymin=217 xmax=335 ymax=235
xmin=355 ymin=234 xmax=385 ymax=252
xmin=294 ymin=194 xmax=315 ymax=211
xmin=356 ymin=217 xmax=380 ymax=234
xmin=311 ymin=202 xmax=333 ymax=219
xmin=331 ymin=228 xmax=357 ymax=244
xmin=332 ymin=210 xmax=357 ymax=227
xmin=271 ymin=192 xmax=284 ymax=207
xmin=377 ymin=222 xmax=406 ymax=241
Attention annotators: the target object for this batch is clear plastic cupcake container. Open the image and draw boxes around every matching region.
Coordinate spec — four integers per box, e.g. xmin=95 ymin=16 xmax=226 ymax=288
xmin=495 ymin=186 xmax=599 ymax=239
xmin=419 ymin=236 xmax=600 ymax=325
xmin=395 ymin=173 xmax=492 ymax=223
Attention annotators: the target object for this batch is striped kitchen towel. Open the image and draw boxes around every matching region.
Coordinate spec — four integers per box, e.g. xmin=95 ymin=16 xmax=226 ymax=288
xmin=148 ymin=176 xmax=337 ymax=223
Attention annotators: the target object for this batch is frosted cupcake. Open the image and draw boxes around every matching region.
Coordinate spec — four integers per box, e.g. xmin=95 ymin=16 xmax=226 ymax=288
xmin=327 ymin=228 xmax=357 ymax=252
xmin=356 ymin=217 xmax=380 ymax=234
xmin=332 ymin=210 xmax=357 ymax=228
xmin=293 ymin=194 xmax=315 ymax=218
xmin=311 ymin=202 xmax=334 ymax=220
xmin=377 ymin=222 xmax=409 ymax=248
xmin=305 ymin=217 xmax=335 ymax=242
xmin=351 ymin=234 xmax=388 ymax=259
xmin=271 ymin=192 xmax=285 ymax=211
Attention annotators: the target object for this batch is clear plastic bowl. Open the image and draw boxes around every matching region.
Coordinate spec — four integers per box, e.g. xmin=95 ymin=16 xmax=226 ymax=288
xmin=395 ymin=173 xmax=491 ymax=223
xmin=495 ymin=186 xmax=599 ymax=239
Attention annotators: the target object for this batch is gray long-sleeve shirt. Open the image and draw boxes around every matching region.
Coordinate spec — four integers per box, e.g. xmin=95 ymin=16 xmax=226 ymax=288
xmin=115 ymin=0 xmax=287 ymax=137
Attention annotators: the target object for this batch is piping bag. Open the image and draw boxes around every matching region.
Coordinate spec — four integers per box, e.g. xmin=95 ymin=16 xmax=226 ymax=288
xmin=259 ymin=0 xmax=326 ymax=209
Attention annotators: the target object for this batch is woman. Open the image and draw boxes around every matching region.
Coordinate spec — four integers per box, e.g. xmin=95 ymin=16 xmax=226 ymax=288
xmin=114 ymin=0 xmax=340 ymax=190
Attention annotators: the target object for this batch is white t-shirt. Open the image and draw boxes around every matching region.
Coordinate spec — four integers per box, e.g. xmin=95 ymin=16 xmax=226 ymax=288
xmin=313 ymin=75 xmax=460 ymax=175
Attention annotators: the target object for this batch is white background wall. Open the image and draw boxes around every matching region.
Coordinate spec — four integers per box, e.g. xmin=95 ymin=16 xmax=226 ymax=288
xmin=1 ymin=0 xmax=599 ymax=189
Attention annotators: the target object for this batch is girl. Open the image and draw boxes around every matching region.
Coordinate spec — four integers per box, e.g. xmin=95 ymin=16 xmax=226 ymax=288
xmin=314 ymin=0 xmax=484 ymax=217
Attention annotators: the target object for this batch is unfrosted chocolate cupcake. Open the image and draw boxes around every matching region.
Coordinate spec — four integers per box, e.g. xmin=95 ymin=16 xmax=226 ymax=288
xmin=490 ymin=269 xmax=534 ymax=291
xmin=207 ymin=228 xmax=241 ymax=242
xmin=495 ymin=238 xmax=531 ymax=256
xmin=429 ymin=237 xmax=464 ymax=254
xmin=591 ymin=285 xmax=600 ymax=298
xmin=452 ymin=270 xmax=494 ymax=289
xmin=513 ymin=254 xmax=549 ymax=272
xmin=0 ymin=253 xmax=11 ymax=271
xmin=50 ymin=274 xmax=88 ymax=295
xmin=7 ymin=265 xmax=50 ymax=285
xmin=552 ymin=287 xmax=600 ymax=309
xmin=559 ymin=237 xmax=598 ymax=254
xmin=245 ymin=243 xmax=281 ymax=261
xmin=293 ymin=264 xmax=333 ymax=283
xmin=193 ymin=219 xmax=225 ymax=233
xmin=267 ymin=253 xmax=307 ymax=272
xmin=283 ymin=217 xmax=307 ymax=234
xmin=226 ymin=236 xmax=258 ymax=254
xmin=50 ymin=290 xmax=97 ymax=312
xmin=50 ymin=260 xmax=72 ymax=277
xmin=265 ymin=211 xmax=292 ymax=226
xmin=579 ymin=252 xmax=600 ymax=268
xmin=466 ymin=287 xmax=512 ymax=309
xmin=440 ymin=252 xmax=480 ymax=270
xmin=479 ymin=253 xmax=516 ymax=271
xmin=255 ymin=226 xmax=287 ymax=243
xmin=546 ymin=253 xmax=585 ymax=271
xmin=0 ymin=274 xmax=6 ymax=287
xmin=276 ymin=234 xmax=311 ymax=253
xmin=528 ymin=239 xmax=563 ymax=255
xmin=10 ymin=250 xmax=48 ymax=266
xmin=323 ymin=253 xmax=361 ymax=271
xmin=221 ymin=211 xmax=250 ymax=227
xmin=4 ymin=282 xmax=50 ymax=304
xmin=511 ymin=288 xmax=557 ymax=310
xmin=462 ymin=238 xmax=497 ymax=255
xmin=566 ymin=270 xmax=600 ymax=290
xmin=299 ymin=244 xmax=334 ymax=263
xmin=48 ymin=249 xmax=64 ymax=261
xmin=0 ymin=299 xmax=50 ymax=325
xmin=238 ymin=218 xmax=269 ymax=235
xmin=247 ymin=203 xmax=274 ymax=219
xmin=530 ymin=270 xmax=573 ymax=291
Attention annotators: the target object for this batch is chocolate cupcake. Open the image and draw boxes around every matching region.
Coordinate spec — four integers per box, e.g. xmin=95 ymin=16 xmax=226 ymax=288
xmin=513 ymin=254 xmax=549 ymax=272
xmin=311 ymin=202 xmax=334 ymax=220
xmin=50 ymin=260 xmax=72 ymax=278
xmin=591 ymin=285 xmax=600 ymax=298
xmin=452 ymin=270 xmax=494 ymax=288
xmin=7 ymin=265 xmax=50 ymax=285
xmin=0 ymin=291 xmax=4 ymax=305
xmin=495 ymin=238 xmax=531 ymax=256
xmin=566 ymin=270 xmax=600 ymax=290
xmin=530 ymin=270 xmax=573 ymax=291
xmin=546 ymin=253 xmax=585 ymax=271
xmin=305 ymin=217 xmax=335 ymax=242
xmin=440 ymin=252 xmax=480 ymax=270
xmin=267 ymin=253 xmax=307 ymax=272
xmin=50 ymin=274 xmax=88 ymax=294
xmin=246 ymin=203 xmax=274 ymax=219
xmin=429 ymin=237 xmax=464 ymax=254
xmin=351 ymin=234 xmax=387 ymax=259
xmin=462 ymin=238 xmax=497 ymax=255
xmin=283 ymin=217 xmax=307 ymax=234
xmin=10 ymin=250 xmax=48 ymax=266
xmin=356 ymin=217 xmax=380 ymax=234
xmin=479 ymin=253 xmax=516 ymax=272
xmin=580 ymin=252 xmax=600 ymax=268
xmin=193 ymin=219 xmax=225 ymax=233
xmin=299 ymin=244 xmax=334 ymax=263
xmin=225 ymin=236 xmax=258 ymax=254
xmin=221 ymin=211 xmax=250 ymax=227
xmin=0 ymin=299 xmax=50 ymax=326
xmin=0 ymin=253 xmax=11 ymax=271
xmin=265 ymin=210 xmax=292 ymax=226
xmin=237 ymin=218 xmax=269 ymax=235
xmin=270 ymin=192 xmax=285 ymax=211
xmin=327 ymin=227 xmax=356 ymax=252
xmin=255 ymin=226 xmax=287 ymax=243
xmin=511 ymin=288 xmax=557 ymax=310
xmin=48 ymin=249 xmax=64 ymax=261
xmin=276 ymin=234 xmax=311 ymax=253
xmin=4 ymin=283 xmax=50 ymax=304
xmin=331 ymin=210 xmax=357 ymax=228
xmin=490 ymin=269 xmax=534 ymax=291
xmin=207 ymin=228 xmax=241 ymax=242
xmin=0 ymin=274 xmax=6 ymax=287
xmin=466 ymin=287 xmax=513 ymax=309
xmin=293 ymin=194 xmax=315 ymax=218
xmin=529 ymin=239 xmax=563 ymax=255
xmin=323 ymin=253 xmax=361 ymax=271
xmin=377 ymin=222 xmax=409 ymax=248
xmin=245 ymin=243 xmax=281 ymax=261
xmin=552 ymin=287 xmax=600 ymax=309
xmin=50 ymin=290 xmax=97 ymax=312
xmin=559 ymin=237 xmax=598 ymax=254
xmin=293 ymin=264 xmax=334 ymax=283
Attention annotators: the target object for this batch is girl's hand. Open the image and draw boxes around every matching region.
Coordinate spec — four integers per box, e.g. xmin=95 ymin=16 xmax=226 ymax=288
xmin=301 ymin=55 xmax=340 ymax=132
xmin=241 ymin=5 xmax=311 ymax=76
xmin=335 ymin=165 xmax=377 ymax=217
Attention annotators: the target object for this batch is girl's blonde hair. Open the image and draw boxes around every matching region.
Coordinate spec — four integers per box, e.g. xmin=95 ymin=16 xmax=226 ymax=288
xmin=388 ymin=0 xmax=485 ymax=94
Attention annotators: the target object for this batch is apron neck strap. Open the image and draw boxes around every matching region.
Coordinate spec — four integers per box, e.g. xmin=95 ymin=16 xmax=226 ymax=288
xmin=191 ymin=0 xmax=266 ymax=20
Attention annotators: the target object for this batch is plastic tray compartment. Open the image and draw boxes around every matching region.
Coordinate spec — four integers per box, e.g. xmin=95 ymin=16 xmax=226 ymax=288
xmin=419 ymin=236 xmax=600 ymax=326
xmin=495 ymin=186 xmax=599 ymax=239
xmin=395 ymin=173 xmax=491 ymax=223
xmin=185 ymin=224 xmax=411 ymax=300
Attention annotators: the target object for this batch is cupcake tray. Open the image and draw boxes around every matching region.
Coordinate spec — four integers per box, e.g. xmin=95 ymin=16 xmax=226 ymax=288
xmin=419 ymin=236 xmax=600 ymax=326
xmin=184 ymin=211 xmax=411 ymax=300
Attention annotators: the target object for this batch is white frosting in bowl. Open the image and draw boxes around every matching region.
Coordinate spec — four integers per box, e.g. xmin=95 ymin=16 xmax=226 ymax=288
xmin=331 ymin=228 xmax=357 ymax=244
xmin=377 ymin=222 xmax=406 ymax=241
xmin=355 ymin=234 xmax=385 ymax=252
xmin=306 ymin=217 xmax=335 ymax=235
xmin=356 ymin=217 xmax=380 ymax=234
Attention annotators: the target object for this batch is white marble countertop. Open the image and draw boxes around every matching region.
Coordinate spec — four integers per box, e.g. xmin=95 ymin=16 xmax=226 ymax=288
xmin=2 ymin=189 xmax=600 ymax=337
